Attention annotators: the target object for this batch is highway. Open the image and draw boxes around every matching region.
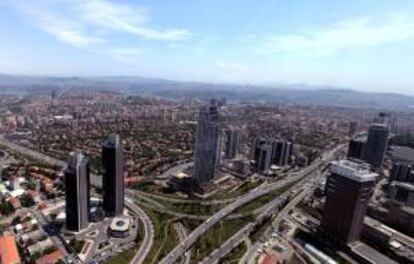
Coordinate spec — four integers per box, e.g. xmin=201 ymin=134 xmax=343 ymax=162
xmin=0 ymin=136 xmax=344 ymax=264
xmin=0 ymin=136 xmax=153 ymax=264
xmin=173 ymin=222 xmax=192 ymax=264
xmin=126 ymin=200 xmax=155 ymax=264
xmin=159 ymin=145 xmax=344 ymax=264
xmin=202 ymin=169 xmax=323 ymax=264
xmin=159 ymin=162 xmax=325 ymax=264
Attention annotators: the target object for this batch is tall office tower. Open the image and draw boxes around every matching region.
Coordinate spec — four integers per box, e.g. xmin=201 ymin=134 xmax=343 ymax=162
xmin=102 ymin=135 xmax=124 ymax=216
xmin=193 ymin=104 xmax=220 ymax=184
xmin=348 ymin=121 xmax=358 ymax=137
xmin=391 ymin=163 xmax=414 ymax=183
xmin=225 ymin=128 xmax=239 ymax=160
xmin=322 ymin=160 xmax=377 ymax=245
xmin=215 ymin=132 xmax=222 ymax=167
xmin=347 ymin=137 xmax=366 ymax=160
xmin=251 ymin=137 xmax=267 ymax=161
xmin=65 ymin=153 xmax=90 ymax=232
xmin=361 ymin=124 xmax=389 ymax=170
xmin=256 ymin=143 xmax=272 ymax=173
xmin=271 ymin=140 xmax=293 ymax=166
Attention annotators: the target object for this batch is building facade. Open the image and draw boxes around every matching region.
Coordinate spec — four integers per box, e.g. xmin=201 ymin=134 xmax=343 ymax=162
xmin=361 ymin=124 xmax=389 ymax=170
xmin=102 ymin=135 xmax=124 ymax=216
xmin=322 ymin=160 xmax=377 ymax=245
xmin=193 ymin=104 xmax=220 ymax=184
xmin=225 ymin=128 xmax=239 ymax=160
xmin=65 ymin=153 xmax=90 ymax=232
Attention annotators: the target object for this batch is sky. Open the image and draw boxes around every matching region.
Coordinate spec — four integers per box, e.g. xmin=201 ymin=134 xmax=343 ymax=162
xmin=1 ymin=0 xmax=414 ymax=95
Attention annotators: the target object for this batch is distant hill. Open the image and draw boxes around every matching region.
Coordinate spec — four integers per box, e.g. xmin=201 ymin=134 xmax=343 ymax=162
xmin=0 ymin=74 xmax=413 ymax=110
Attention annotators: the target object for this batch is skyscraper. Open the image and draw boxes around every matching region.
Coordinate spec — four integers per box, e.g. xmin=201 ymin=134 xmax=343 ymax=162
xmin=102 ymin=135 xmax=124 ymax=216
xmin=361 ymin=124 xmax=389 ymax=170
xmin=65 ymin=153 xmax=90 ymax=232
xmin=225 ymin=128 xmax=239 ymax=160
xmin=193 ymin=104 xmax=220 ymax=184
xmin=271 ymin=139 xmax=293 ymax=166
xmin=251 ymin=138 xmax=272 ymax=173
xmin=322 ymin=160 xmax=377 ymax=245
xmin=348 ymin=121 xmax=358 ymax=137
xmin=347 ymin=137 xmax=366 ymax=160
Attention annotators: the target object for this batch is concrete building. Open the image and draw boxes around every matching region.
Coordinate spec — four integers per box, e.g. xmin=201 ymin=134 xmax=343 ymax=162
xmin=347 ymin=136 xmax=366 ymax=160
xmin=64 ymin=153 xmax=90 ymax=232
xmin=349 ymin=121 xmax=358 ymax=137
xmin=322 ymin=160 xmax=378 ymax=245
xmin=255 ymin=143 xmax=272 ymax=172
xmin=389 ymin=146 xmax=414 ymax=183
xmin=271 ymin=139 xmax=293 ymax=166
xmin=109 ymin=217 xmax=131 ymax=238
xmin=389 ymin=182 xmax=414 ymax=208
xmin=361 ymin=124 xmax=389 ymax=170
xmin=390 ymin=163 xmax=414 ymax=183
xmin=224 ymin=128 xmax=239 ymax=160
xmin=193 ymin=104 xmax=220 ymax=184
xmin=102 ymin=134 xmax=124 ymax=217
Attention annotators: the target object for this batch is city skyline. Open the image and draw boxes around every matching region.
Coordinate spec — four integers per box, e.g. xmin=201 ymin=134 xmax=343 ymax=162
xmin=1 ymin=0 xmax=414 ymax=95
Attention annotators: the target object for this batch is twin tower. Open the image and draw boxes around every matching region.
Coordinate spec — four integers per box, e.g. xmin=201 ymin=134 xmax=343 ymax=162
xmin=65 ymin=135 xmax=124 ymax=232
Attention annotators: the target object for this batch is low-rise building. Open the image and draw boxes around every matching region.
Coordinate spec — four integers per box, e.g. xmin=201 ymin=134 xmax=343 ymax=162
xmin=0 ymin=234 xmax=21 ymax=264
xmin=109 ymin=217 xmax=131 ymax=238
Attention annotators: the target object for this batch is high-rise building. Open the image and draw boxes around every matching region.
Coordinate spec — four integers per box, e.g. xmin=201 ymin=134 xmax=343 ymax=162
xmin=347 ymin=137 xmax=366 ymax=160
xmin=390 ymin=163 xmax=414 ymax=183
xmin=361 ymin=124 xmax=389 ymax=170
xmin=322 ymin=160 xmax=377 ymax=245
xmin=257 ymin=144 xmax=272 ymax=172
xmin=65 ymin=153 xmax=90 ymax=232
xmin=193 ymin=104 xmax=220 ymax=184
xmin=215 ymin=131 xmax=222 ymax=167
xmin=389 ymin=182 xmax=414 ymax=208
xmin=271 ymin=140 xmax=293 ymax=166
xmin=225 ymin=128 xmax=239 ymax=160
xmin=348 ymin=121 xmax=358 ymax=137
xmin=102 ymin=135 xmax=124 ymax=216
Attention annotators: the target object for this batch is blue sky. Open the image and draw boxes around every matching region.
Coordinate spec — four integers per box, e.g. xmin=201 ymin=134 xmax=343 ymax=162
xmin=1 ymin=0 xmax=414 ymax=95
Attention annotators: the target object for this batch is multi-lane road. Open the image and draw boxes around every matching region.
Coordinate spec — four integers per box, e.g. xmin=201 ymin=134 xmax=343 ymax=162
xmin=159 ymin=145 xmax=344 ymax=264
xmin=0 ymin=136 xmax=152 ymax=264
xmin=0 ymin=135 xmax=344 ymax=264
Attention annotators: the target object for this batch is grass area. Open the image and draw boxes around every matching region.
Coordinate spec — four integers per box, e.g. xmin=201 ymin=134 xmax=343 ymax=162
xmin=104 ymin=247 xmax=137 ymax=264
xmin=133 ymin=181 xmax=187 ymax=199
xmin=191 ymin=217 xmax=253 ymax=263
xmin=180 ymin=218 xmax=203 ymax=232
xmin=233 ymin=181 xmax=297 ymax=215
xmin=209 ymin=180 xmax=263 ymax=200
xmin=249 ymin=215 xmax=274 ymax=242
xmin=219 ymin=242 xmax=247 ymax=264
xmin=103 ymin=217 xmax=145 ymax=264
xmin=165 ymin=202 xmax=224 ymax=215
xmin=140 ymin=207 xmax=179 ymax=264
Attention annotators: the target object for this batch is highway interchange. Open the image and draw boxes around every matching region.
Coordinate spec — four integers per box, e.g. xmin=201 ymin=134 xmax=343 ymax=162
xmin=0 ymin=135 xmax=344 ymax=264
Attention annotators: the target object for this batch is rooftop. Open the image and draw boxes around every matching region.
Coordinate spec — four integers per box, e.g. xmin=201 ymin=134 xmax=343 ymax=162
xmin=350 ymin=241 xmax=398 ymax=264
xmin=0 ymin=235 xmax=21 ymax=264
xmin=110 ymin=217 xmax=131 ymax=232
xmin=331 ymin=160 xmax=378 ymax=182
xmin=389 ymin=146 xmax=414 ymax=164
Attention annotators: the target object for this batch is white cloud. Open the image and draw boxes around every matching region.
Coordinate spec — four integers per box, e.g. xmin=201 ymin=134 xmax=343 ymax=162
xmin=79 ymin=0 xmax=189 ymax=40
xmin=10 ymin=1 xmax=104 ymax=47
xmin=8 ymin=0 xmax=189 ymax=48
xmin=217 ymin=60 xmax=246 ymax=72
xmin=260 ymin=14 xmax=414 ymax=56
xmin=110 ymin=47 xmax=146 ymax=61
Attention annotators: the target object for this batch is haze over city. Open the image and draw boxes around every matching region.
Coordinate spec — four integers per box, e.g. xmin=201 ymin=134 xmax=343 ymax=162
xmin=1 ymin=1 xmax=414 ymax=264
xmin=1 ymin=0 xmax=414 ymax=95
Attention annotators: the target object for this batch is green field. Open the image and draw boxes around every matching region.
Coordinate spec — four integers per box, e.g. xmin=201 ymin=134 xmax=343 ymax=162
xmin=191 ymin=217 xmax=253 ymax=263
